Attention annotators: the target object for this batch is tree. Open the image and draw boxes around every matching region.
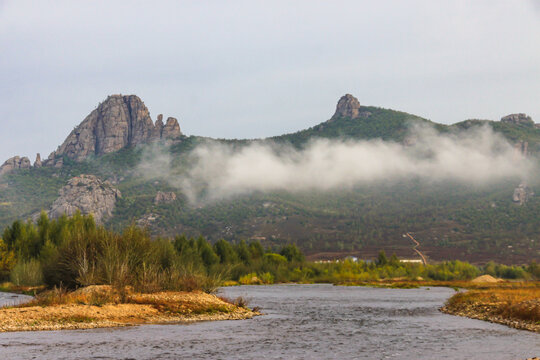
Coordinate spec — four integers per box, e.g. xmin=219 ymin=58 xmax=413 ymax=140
xmin=389 ymin=253 xmax=400 ymax=267
xmin=280 ymin=244 xmax=304 ymax=262
xmin=197 ymin=238 xmax=219 ymax=268
xmin=0 ymin=238 xmax=15 ymax=280
xmin=214 ymin=239 xmax=238 ymax=264
xmin=376 ymin=250 xmax=388 ymax=266
xmin=235 ymin=240 xmax=251 ymax=265
xmin=263 ymin=253 xmax=288 ymax=266
xmin=248 ymin=241 xmax=264 ymax=259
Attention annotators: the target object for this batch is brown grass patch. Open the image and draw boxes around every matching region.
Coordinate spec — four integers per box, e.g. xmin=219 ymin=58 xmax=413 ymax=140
xmin=443 ymin=287 xmax=540 ymax=332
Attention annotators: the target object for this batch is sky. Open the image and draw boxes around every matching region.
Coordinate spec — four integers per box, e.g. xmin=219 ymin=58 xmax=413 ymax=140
xmin=1 ymin=0 xmax=539 ymax=163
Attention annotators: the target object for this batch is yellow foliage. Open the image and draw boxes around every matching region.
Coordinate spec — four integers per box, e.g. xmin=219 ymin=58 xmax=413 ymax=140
xmin=0 ymin=238 xmax=16 ymax=274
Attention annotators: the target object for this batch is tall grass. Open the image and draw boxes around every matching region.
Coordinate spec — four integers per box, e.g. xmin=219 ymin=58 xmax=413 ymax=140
xmin=10 ymin=259 xmax=43 ymax=286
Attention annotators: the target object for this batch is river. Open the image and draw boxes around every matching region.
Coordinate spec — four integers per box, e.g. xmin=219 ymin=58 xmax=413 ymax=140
xmin=0 ymin=284 xmax=538 ymax=359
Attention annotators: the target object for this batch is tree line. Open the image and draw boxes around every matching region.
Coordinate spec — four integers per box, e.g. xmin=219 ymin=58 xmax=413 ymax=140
xmin=0 ymin=212 xmax=538 ymax=293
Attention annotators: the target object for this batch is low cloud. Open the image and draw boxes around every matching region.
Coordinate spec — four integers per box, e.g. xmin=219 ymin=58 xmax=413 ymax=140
xmin=137 ymin=125 xmax=534 ymax=203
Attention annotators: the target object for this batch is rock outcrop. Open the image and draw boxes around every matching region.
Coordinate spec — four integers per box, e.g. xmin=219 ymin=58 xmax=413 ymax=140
xmin=332 ymin=94 xmax=361 ymax=119
xmin=0 ymin=156 xmax=31 ymax=175
xmin=47 ymin=175 xmax=121 ymax=223
xmin=513 ymin=182 xmax=534 ymax=205
xmin=331 ymin=94 xmax=370 ymax=120
xmin=154 ymin=191 xmax=177 ymax=205
xmin=501 ymin=113 xmax=534 ymax=127
xmin=48 ymin=95 xmax=182 ymax=162
xmin=34 ymin=153 xmax=42 ymax=168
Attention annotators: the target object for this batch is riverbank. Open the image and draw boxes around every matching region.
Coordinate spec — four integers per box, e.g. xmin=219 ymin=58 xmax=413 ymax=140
xmin=441 ymin=287 xmax=540 ymax=333
xmin=330 ymin=277 xmax=540 ymax=333
xmin=0 ymin=286 xmax=258 ymax=332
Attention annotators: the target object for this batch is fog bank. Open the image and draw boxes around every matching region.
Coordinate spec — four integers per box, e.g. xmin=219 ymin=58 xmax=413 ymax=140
xmin=138 ymin=125 xmax=534 ymax=203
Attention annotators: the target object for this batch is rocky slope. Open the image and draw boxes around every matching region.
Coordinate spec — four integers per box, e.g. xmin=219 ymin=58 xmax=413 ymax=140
xmin=46 ymin=95 xmax=181 ymax=163
xmin=46 ymin=175 xmax=121 ymax=223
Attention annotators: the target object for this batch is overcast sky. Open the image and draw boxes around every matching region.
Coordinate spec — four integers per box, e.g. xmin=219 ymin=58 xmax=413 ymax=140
xmin=1 ymin=0 xmax=539 ymax=163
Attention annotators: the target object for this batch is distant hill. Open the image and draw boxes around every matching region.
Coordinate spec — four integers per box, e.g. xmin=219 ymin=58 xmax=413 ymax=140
xmin=1 ymin=94 xmax=539 ymax=264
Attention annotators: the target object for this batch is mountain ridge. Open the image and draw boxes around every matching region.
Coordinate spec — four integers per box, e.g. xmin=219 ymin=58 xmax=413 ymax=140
xmin=1 ymin=94 xmax=539 ymax=264
xmin=2 ymin=93 xmax=539 ymax=171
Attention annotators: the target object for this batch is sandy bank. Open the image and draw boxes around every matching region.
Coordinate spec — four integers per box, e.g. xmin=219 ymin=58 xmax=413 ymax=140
xmin=0 ymin=287 xmax=258 ymax=332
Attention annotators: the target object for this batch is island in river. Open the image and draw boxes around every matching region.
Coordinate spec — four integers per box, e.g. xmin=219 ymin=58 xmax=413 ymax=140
xmin=0 ymin=285 xmax=257 ymax=332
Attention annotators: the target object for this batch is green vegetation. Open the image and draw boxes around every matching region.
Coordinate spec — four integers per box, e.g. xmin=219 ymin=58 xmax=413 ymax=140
xmin=1 ymin=106 xmax=540 ymax=263
xmin=272 ymin=106 xmax=438 ymax=146
xmin=0 ymin=214 xmax=538 ymax=293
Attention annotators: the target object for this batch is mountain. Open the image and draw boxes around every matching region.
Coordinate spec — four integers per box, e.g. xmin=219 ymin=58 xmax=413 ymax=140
xmin=1 ymin=94 xmax=539 ymax=264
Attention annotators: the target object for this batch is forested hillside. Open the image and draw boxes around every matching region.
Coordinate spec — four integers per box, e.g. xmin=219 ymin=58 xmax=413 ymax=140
xmin=1 ymin=95 xmax=539 ymax=264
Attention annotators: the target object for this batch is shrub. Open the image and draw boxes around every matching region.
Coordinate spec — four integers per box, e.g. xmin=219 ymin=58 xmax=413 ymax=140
xmin=10 ymin=259 xmax=43 ymax=286
xmin=263 ymin=253 xmax=287 ymax=266
xmin=258 ymin=272 xmax=274 ymax=284
xmin=239 ymin=272 xmax=261 ymax=285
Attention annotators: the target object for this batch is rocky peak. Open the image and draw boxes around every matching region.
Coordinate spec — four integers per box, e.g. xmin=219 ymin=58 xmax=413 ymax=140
xmin=0 ymin=156 xmax=31 ymax=176
xmin=501 ymin=113 xmax=534 ymax=127
xmin=156 ymin=114 xmax=164 ymax=128
xmin=49 ymin=95 xmax=182 ymax=162
xmin=332 ymin=94 xmax=361 ymax=120
xmin=34 ymin=153 xmax=42 ymax=168
xmin=46 ymin=174 xmax=121 ymax=223
xmin=163 ymin=117 xmax=181 ymax=138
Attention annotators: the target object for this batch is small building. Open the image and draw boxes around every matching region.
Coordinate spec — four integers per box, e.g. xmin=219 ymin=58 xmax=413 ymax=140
xmin=399 ymin=259 xmax=423 ymax=264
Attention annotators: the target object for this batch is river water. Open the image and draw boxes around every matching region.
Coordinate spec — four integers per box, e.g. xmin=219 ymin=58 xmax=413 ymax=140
xmin=0 ymin=284 xmax=538 ymax=359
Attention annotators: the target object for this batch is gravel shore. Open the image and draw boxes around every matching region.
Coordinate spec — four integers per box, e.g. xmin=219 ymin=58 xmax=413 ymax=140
xmin=441 ymin=299 xmax=540 ymax=333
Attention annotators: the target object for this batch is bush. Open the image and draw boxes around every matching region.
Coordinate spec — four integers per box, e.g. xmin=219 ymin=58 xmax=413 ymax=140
xmin=10 ymin=259 xmax=43 ymax=286
xmin=263 ymin=253 xmax=288 ymax=266
xmin=258 ymin=272 xmax=274 ymax=284
xmin=238 ymin=272 xmax=262 ymax=285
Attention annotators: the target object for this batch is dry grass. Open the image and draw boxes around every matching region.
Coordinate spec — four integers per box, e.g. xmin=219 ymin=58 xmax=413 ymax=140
xmin=0 ymin=285 xmax=258 ymax=332
xmin=446 ymin=288 xmax=540 ymax=322
xmin=443 ymin=286 xmax=540 ymax=332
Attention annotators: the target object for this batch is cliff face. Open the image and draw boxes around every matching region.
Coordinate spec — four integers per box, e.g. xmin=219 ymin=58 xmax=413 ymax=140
xmin=49 ymin=95 xmax=181 ymax=162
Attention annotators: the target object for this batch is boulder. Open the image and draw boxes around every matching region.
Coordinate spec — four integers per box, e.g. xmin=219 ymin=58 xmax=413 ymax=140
xmin=47 ymin=174 xmax=121 ymax=223
xmin=154 ymin=191 xmax=177 ymax=205
xmin=0 ymin=156 xmax=31 ymax=175
xmin=513 ymin=182 xmax=534 ymax=205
